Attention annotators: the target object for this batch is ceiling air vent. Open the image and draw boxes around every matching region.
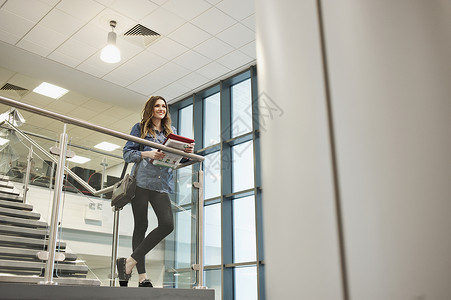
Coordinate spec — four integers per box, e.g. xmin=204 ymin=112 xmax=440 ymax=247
xmin=123 ymin=24 xmax=161 ymax=47
xmin=0 ymin=83 xmax=29 ymax=98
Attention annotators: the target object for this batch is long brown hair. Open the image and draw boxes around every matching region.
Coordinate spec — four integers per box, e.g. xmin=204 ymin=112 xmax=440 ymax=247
xmin=140 ymin=96 xmax=173 ymax=138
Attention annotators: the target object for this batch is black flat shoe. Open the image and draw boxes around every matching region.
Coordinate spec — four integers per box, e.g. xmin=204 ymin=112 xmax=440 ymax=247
xmin=116 ymin=257 xmax=132 ymax=281
xmin=139 ymin=279 xmax=153 ymax=287
xmin=119 ymin=280 xmax=128 ymax=287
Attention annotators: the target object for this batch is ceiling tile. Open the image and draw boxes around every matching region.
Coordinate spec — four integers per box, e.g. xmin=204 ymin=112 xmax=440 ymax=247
xmin=69 ymin=106 xmax=100 ymax=120
xmin=140 ymin=6 xmax=185 ymax=36
xmin=150 ymin=0 xmax=168 ymax=6
xmin=38 ymin=0 xmax=60 ymax=5
xmin=8 ymin=73 xmax=41 ymax=90
xmin=217 ymin=23 xmax=255 ymax=48
xmin=47 ymin=51 xmax=81 ymax=68
xmin=196 ymin=61 xmax=230 ymax=80
xmin=83 ymin=99 xmax=113 ymax=113
xmin=0 ymin=67 xmax=15 ymax=83
xmin=155 ymin=81 xmax=188 ymax=100
xmin=39 ymin=8 xmax=85 ymax=36
xmin=216 ymin=0 xmax=254 ymax=21
xmin=147 ymin=37 xmax=188 ymax=61
xmin=103 ymin=51 xmax=167 ymax=86
xmin=216 ymin=50 xmax=252 ymax=71
xmin=59 ymin=92 xmax=90 ymax=106
xmin=168 ymin=23 xmax=211 ymax=49
xmin=57 ymin=0 xmax=105 ymax=22
xmin=194 ymin=37 xmax=234 ymax=60
xmin=21 ymin=93 xmax=54 ymax=108
xmin=172 ymin=50 xmax=211 ymax=71
xmin=111 ymin=0 xmax=158 ymax=21
xmin=241 ymin=14 xmax=255 ymax=32
xmin=103 ymin=106 xmax=134 ymax=118
xmin=92 ymin=8 xmax=137 ymax=35
xmin=0 ymin=29 xmax=21 ymax=44
xmin=0 ymin=9 xmax=35 ymax=39
xmin=22 ymin=114 xmax=56 ymax=128
xmin=22 ymin=25 xmax=67 ymax=52
xmin=3 ymin=0 xmax=53 ymax=23
xmin=163 ymin=0 xmax=211 ymax=21
xmin=16 ymin=39 xmax=52 ymax=57
xmin=72 ymin=23 xmax=106 ymax=49
xmin=191 ymin=7 xmax=236 ymax=35
xmin=176 ymin=72 xmax=209 ymax=90
xmin=44 ymin=100 xmax=78 ymax=114
xmin=239 ymin=40 xmax=256 ymax=59
xmin=114 ymin=38 xmax=144 ymax=62
xmin=87 ymin=113 xmax=117 ymax=127
xmin=54 ymin=38 xmax=97 ymax=62
xmin=204 ymin=0 xmax=221 ymax=4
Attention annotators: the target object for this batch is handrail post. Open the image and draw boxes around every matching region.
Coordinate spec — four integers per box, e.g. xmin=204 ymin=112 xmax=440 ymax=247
xmin=110 ymin=208 xmax=120 ymax=286
xmin=41 ymin=124 xmax=69 ymax=285
xmin=193 ymin=163 xmax=206 ymax=289
xmin=22 ymin=145 xmax=33 ymax=203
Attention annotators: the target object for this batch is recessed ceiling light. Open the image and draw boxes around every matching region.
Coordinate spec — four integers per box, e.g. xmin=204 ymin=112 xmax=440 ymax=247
xmin=33 ymin=82 xmax=68 ymax=99
xmin=0 ymin=137 xmax=9 ymax=146
xmin=67 ymin=155 xmax=91 ymax=164
xmin=94 ymin=142 xmax=121 ymax=152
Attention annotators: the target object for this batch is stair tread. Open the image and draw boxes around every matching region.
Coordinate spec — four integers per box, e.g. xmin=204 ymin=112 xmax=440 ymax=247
xmin=0 ymin=246 xmax=76 ymax=261
xmin=0 ymin=207 xmax=40 ymax=220
xmin=0 ymin=194 xmax=23 ymax=203
xmin=0 ymin=235 xmax=66 ymax=249
xmin=0 ymin=199 xmax=33 ymax=211
xmin=0 ymin=259 xmax=88 ymax=273
xmin=0 ymin=215 xmax=48 ymax=229
xmin=0 ymin=189 xmax=20 ymax=197
xmin=0 ymin=275 xmax=101 ymax=286
xmin=0 ymin=224 xmax=48 ymax=238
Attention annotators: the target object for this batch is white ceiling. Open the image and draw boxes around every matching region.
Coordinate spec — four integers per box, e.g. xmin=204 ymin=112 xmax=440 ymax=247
xmin=0 ymin=0 xmax=256 ymax=171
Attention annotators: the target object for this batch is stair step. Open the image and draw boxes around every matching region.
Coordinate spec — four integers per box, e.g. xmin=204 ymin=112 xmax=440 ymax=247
xmin=0 ymin=224 xmax=48 ymax=238
xmin=0 ymin=193 xmax=23 ymax=203
xmin=0 ymin=235 xmax=66 ymax=250
xmin=0 ymin=275 xmax=101 ymax=286
xmin=0 ymin=259 xmax=88 ymax=275
xmin=0 ymin=246 xmax=76 ymax=262
xmin=0 ymin=215 xmax=48 ymax=229
xmin=0 ymin=199 xmax=33 ymax=211
xmin=0 ymin=182 xmax=14 ymax=189
xmin=0 ymin=175 xmax=11 ymax=182
xmin=0 ymin=188 xmax=20 ymax=197
xmin=0 ymin=207 xmax=40 ymax=220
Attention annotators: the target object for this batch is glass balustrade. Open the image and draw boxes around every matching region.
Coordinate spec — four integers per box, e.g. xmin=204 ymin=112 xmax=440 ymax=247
xmin=0 ymin=106 xmax=203 ymax=288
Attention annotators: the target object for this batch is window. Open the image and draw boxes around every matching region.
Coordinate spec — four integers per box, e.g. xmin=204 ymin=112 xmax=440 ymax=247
xmin=171 ymin=67 xmax=262 ymax=299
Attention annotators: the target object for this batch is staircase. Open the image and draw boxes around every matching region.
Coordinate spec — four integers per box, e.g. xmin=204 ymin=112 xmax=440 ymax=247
xmin=0 ymin=175 xmax=100 ymax=285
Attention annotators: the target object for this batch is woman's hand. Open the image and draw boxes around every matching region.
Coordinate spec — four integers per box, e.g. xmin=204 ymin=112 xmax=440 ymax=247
xmin=184 ymin=143 xmax=195 ymax=154
xmin=141 ymin=150 xmax=165 ymax=160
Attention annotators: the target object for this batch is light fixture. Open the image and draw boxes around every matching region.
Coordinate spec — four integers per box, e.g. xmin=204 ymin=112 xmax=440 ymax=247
xmin=33 ymin=82 xmax=68 ymax=99
xmin=94 ymin=141 xmax=120 ymax=152
xmin=67 ymin=155 xmax=91 ymax=164
xmin=100 ymin=20 xmax=121 ymax=63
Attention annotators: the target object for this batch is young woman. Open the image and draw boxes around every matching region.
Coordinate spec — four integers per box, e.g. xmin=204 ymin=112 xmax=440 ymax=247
xmin=117 ymin=96 xmax=194 ymax=287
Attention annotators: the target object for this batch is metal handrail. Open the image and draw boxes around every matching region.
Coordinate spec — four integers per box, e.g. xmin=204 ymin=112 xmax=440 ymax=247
xmin=0 ymin=95 xmax=204 ymax=164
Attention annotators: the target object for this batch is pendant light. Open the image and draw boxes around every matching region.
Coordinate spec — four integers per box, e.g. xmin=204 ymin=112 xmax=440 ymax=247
xmin=100 ymin=20 xmax=121 ymax=63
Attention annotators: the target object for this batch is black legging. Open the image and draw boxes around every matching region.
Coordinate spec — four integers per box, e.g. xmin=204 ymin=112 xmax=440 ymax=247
xmin=130 ymin=186 xmax=174 ymax=274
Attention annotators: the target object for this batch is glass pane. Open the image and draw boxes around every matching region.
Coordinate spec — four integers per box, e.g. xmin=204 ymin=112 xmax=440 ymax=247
xmin=205 ymin=269 xmax=222 ymax=300
xmin=203 ymin=93 xmax=220 ymax=147
xmin=233 ymin=196 xmax=256 ymax=263
xmin=204 ymin=203 xmax=221 ymax=266
xmin=231 ymin=79 xmax=253 ymax=138
xmin=176 ymin=165 xmax=193 ymax=205
xmin=232 ymin=141 xmax=254 ymax=193
xmin=204 ymin=151 xmax=221 ymax=199
xmin=175 ymin=209 xmax=192 ymax=269
xmin=234 ymin=266 xmax=258 ymax=300
xmin=178 ymin=104 xmax=193 ymax=139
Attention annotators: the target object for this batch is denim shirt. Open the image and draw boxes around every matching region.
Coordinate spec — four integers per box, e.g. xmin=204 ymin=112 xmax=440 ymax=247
xmin=123 ymin=123 xmax=176 ymax=194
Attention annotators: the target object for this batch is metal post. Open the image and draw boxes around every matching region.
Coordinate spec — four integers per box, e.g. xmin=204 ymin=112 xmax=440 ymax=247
xmin=110 ymin=208 xmax=120 ymax=286
xmin=42 ymin=124 xmax=68 ymax=285
xmin=100 ymin=157 xmax=107 ymax=199
xmin=22 ymin=145 xmax=33 ymax=203
xmin=193 ymin=163 xmax=206 ymax=289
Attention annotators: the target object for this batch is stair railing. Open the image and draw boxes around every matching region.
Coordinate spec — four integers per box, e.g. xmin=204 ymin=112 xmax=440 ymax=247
xmin=0 ymin=95 xmax=205 ymax=287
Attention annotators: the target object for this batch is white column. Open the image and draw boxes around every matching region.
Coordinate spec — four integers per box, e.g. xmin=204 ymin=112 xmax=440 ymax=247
xmin=255 ymin=1 xmax=344 ymax=299
xmin=256 ymin=0 xmax=451 ymax=299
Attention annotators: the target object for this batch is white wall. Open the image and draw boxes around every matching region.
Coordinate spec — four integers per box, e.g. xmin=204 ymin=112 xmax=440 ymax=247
xmin=256 ymin=0 xmax=451 ymax=299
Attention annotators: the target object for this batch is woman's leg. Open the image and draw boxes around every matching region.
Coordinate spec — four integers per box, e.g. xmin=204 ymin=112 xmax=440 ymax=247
xmin=130 ymin=186 xmax=150 ymax=274
xmin=130 ymin=189 xmax=174 ymax=274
